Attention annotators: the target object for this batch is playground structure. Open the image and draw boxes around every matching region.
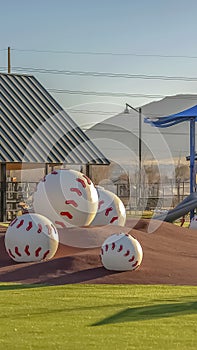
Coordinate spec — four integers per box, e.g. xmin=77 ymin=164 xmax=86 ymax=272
xmin=145 ymin=104 xmax=197 ymax=221
xmin=153 ymin=192 xmax=197 ymax=222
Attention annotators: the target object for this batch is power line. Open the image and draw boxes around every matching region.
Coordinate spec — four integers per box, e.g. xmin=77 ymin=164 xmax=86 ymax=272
xmin=68 ymin=108 xmax=119 ymax=115
xmin=0 ymin=67 xmax=196 ymax=101
xmin=11 ymin=48 xmax=197 ymax=59
xmin=49 ymin=89 xmax=197 ymax=100
xmin=48 ymin=88 xmax=165 ymax=99
xmin=82 ymin=127 xmax=190 ymax=135
xmin=13 ymin=66 xmax=197 ymax=81
xmin=0 ymin=67 xmax=197 ymax=101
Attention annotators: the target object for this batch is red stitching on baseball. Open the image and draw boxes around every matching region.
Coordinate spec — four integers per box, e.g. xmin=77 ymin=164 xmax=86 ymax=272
xmin=124 ymin=250 xmax=130 ymax=256
xmin=110 ymin=216 xmax=118 ymax=224
xmin=16 ymin=219 xmax=24 ymax=229
xmin=82 ymin=175 xmax=91 ymax=185
xmin=112 ymin=242 xmax=116 ymax=250
xmin=132 ymin=264 xmax=139 ymax=271
xmin=10 ymin=218 xmax=18 ymax=226
xmin=37 ymin=224 xmax=42 ymax=233
xmin=76 ymin=178 xmax=86 ymax=188
xmin=26 ymin=221 xmax=33 ymax=231
xmin=105 ymin=244 xmax=109 ymax=252
xmin=118 ymin=245 xmax=123 ymax=252
xmin=55 ymin=221 xmax=66 ymax=228
xmin=60 ymin=212 xmax=73 ymax=219
xmin=24 ymin=245 xmax=30 ymax=256
xmin=132 ymin=261 xmax=138 ymax=267
xmin=15 ymin=247 xmax=21 ymax=257
xmin=8 ymin=249 xmax=15 ymax=259
xmin=35 ymin=247 xmax=42 ymax=257
xmin=105 ymin=207 xmax=113 ymax=216
xmin=46 ymin=224 xmax=52 ymax=235
xmin=51 ymin=171 xmax=58 ymax=174
xmin=43 ymin=250 xmax=50 ymax=260
xmin=129 ymin=255 xmax=135 ymax=262
xmin=65 ymin=199 xmax=78 ymax=207
xmin=70 ymin=188 xmax=82 ymax=196
xmin=51 ymin=224 xmax=57 ymax=233
xmin=98 ymin=200 xmax=104 ymax=209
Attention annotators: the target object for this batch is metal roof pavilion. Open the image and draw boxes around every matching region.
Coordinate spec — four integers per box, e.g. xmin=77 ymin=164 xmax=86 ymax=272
xmin=0 ymin=73 xmax=109 ymax=165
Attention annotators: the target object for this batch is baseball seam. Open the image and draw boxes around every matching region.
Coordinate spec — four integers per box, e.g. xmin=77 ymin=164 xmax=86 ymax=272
xmin=101 ymin=241 xmax=139 ymax=268
xmin=7 ymin=246 xmax=51 ymax=260
xmin=10 ymin=219 xmax=57 ymax=235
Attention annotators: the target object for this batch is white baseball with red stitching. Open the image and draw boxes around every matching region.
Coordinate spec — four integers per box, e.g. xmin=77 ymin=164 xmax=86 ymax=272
xmin=91 ymin=186 xmax=126 ymax=226
xmin=189 ymin=215 xmax=197 ymax=229
xmin=100 ymin=232 xmax=143 ymax=271
xmin=4 ymin=213 xmax=59 ymax=262
xmin=33 ymin=169 xmax=98 ymax=228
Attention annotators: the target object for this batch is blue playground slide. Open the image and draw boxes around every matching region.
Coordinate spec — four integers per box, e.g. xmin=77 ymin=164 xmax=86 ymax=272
xmin=153 ymin=192 xmax=197 ymax=222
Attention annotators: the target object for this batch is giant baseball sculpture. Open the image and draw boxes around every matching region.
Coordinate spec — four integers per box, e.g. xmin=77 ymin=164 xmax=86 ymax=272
xmin=101 ymin=232 xmax=143 ymax=271
xmin=33 ymin=169 xmax=98 ymax=228
xmin=91 ymin=186 xmax=126 ymax=226
xmin=4 ymin=213 xmax=59 ymax=263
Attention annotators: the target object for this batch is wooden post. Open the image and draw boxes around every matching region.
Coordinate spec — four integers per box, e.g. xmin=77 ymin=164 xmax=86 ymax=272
xmin=45 ymin=163 xmax=48 ymax=175
xmin=86 ymin=164 xmax=91 ymax=178
xmin=8 ymin=47 xmax=11 ymax=74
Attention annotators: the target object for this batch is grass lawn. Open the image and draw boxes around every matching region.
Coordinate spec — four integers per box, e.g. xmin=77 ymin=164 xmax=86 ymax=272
xmin=0 ymin=284 xmax=196 ymax=349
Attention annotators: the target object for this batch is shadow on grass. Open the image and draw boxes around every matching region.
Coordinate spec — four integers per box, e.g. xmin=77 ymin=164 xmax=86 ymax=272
xmin=92 ymin=301 xmax=197 ymax=326
xmin=0 ymin=283 xmax=46 ymax=291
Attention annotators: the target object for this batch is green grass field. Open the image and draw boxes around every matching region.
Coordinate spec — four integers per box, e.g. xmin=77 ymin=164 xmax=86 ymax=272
xmin=0 ymin=284 xmax=196 ymax=349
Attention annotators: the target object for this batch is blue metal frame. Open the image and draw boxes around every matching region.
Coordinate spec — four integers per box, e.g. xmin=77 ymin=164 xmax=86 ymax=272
xmin=190 ymin=118 xmax=196 ymax=218
xmin=144 ymin=105 xmax=197 ymax=220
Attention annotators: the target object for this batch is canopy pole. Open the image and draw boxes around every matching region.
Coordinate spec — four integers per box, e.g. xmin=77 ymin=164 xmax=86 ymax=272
xmin=190 ymin=118 xmax=195 ymax=219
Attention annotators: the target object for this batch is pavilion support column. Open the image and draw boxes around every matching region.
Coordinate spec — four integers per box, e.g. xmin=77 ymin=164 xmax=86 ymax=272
xmin=45 ymin=163 xmax=49 ymax=175
xmin=0 ymin=163 xmax=7 ymax=222
xmin=86 ymin=164 xmax=92 ymax=179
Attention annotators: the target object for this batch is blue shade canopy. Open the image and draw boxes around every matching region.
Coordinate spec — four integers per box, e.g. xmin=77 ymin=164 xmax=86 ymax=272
xmin=144 ymin=104 xmax=197 ymax=128
xmin=170 ymin=105 xmax=197 ymax=118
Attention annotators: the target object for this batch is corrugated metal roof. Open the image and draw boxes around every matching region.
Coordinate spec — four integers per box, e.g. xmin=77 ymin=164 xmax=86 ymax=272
xmin=0 ymin=73 xmax=109 ymax=165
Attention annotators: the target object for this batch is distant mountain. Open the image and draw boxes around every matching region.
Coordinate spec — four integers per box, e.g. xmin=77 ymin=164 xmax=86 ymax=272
xmin=86 ymin=94 xmax=196 ymax=164
xmin=140 ymin=94 xmax=196 ymax=118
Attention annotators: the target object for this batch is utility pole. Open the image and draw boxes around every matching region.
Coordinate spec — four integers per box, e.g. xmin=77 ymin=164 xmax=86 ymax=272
xmin=8 ymin=46 xmax=11 ymax=73
xmin=125 ymin=103 xmax=142 ymax=208
xmin=138 ymin=107 xmax=142 ymax=200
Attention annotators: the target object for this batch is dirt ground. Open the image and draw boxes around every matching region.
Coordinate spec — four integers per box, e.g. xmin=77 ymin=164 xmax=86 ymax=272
xmin=0 ymin=219 xmax=197 ymax=286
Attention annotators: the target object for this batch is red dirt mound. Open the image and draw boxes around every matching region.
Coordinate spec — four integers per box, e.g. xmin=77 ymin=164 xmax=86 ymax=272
xmin=0 ymin=219 xmax=196 ymax=286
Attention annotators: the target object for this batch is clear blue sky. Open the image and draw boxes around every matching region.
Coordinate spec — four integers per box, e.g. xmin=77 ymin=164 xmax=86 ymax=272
xmin=1 ymin=0 xmax=197 ymax=126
